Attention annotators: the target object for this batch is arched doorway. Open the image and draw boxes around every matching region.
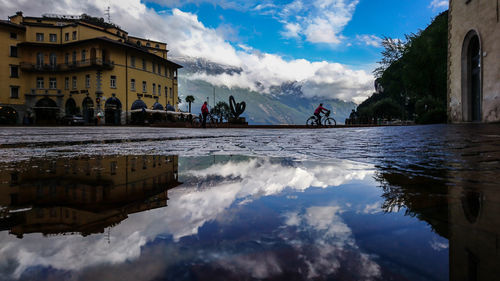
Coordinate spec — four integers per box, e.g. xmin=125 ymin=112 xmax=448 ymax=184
xmin=131 ymin=99 xmax=147 ymax=124
xmin=105 ymin=95 xmax=122 ymax=125
xmin=65 ymin=98 xmax=78 ymax=116
xmin=0 ymin=106 xmax=18 ymax=124
xmin=34 ymin=97 xmax=59 ymax=125
xmin=461 ymin=31 xmax=482 ymax=122
xmin=82 ymin=97 xmax=94 ymax=124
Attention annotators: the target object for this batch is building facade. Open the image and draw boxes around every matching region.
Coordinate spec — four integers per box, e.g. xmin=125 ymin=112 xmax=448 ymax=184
xmin=0 ymin=12 xmax=181 ymax=125
xmin=448 ymin=0 xmax=500 ymax=122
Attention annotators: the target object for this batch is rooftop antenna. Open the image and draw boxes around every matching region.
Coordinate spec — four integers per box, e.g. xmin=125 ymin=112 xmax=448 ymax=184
xmin=105 ymin=6 xmax=111 ymax=23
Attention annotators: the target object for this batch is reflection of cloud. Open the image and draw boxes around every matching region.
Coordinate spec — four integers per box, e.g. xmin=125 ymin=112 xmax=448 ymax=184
xmin=282 ymin=206 xmax=381 ymax=279
xmin=362 ymin=201 xmax=382 ymax=214
xmin=0 ymin=158 xmax=373 ymax=279
xmin=430 ymin=238 xmax=448 ymax=251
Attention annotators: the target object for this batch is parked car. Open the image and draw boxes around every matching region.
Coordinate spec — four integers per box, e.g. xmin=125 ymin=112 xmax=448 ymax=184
xmin=61 ymin=115 xmax=85 ymax=125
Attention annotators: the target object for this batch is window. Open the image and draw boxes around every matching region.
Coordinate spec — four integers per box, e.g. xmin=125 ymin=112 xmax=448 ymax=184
xmin=49 ymin=78 xmax=57 ymax=89
xmin=72 ymin=31 xmax=77 ymax=40
xmin=146 ymin=42 xmax=151 ymax=47
xmin=72 ymin=76 xmax=77 ymax=89
xmin=110 ymin=75 xmax=116 ymax=88
xmin=81 ymin=50 xmax=86 ymax=61
xmin=72 ymin=51 xmax=77 ymax=64
xmin=10 ymin=86 xmax=19 ymax=98
xmin=49 ymin=33 xmax=57 ymax=42
xmin=158 ymin=65 xmax=161 ymax=75
xmin=155 ymin=44 xmax=160 ymax=49
xmin=165 ymin=86 xmax=168 ymax=97
xmin=152 ymin=63 xmax=156 ymax=73
xmin=36 ymin=52 xmax=44 ymax=67
xmin=37 ymin=77 xmax=44 ymax=89
xmin=49 ymin=53 xmax=57 ymax=67
xmin=131 ymin=56 xmax=136 ymax=67
xmin=10 ymin=46 xmax=17 ymax=57
xmin=64 ymin=53 xmax=69 ymax=65
xmin=85 ymin=74 xmax=90 ymax=88
xmin=65 ymin=32 xmax=69 ymax=41
xmin=36 ymin=33 xmax=44 ymax=42
xmin=142 ymin=59 xmax=146 ymax=70
xmin=10 ymin=32 xmax=17 ymax=39
xmin=158 ymin=84 xmax=161 ymax=96
xmin=142 ymin=81 xmax=147 ymax=92
xmin=10 ymin=66 xmax=19 ymax=78
xmin=110 ymin=161 xmax=117 ymax=175
xmin=170 ymin=88 xmax=173 ymax=98
xmin=65 ymin=77 xmax=69 ymax=90
xmin=153 ymin=83 xmax=156 ymax=95
xmin=131 ymin=79 xmax=136 ymax=91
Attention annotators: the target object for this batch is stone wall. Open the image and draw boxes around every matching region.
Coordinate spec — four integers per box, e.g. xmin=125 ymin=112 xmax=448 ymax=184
xmin=448 ymin=0 xmax=500 ymax=122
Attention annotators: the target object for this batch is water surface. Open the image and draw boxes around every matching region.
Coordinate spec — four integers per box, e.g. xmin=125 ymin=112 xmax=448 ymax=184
xmin=0 ymin=124 xmax=499 ymax=280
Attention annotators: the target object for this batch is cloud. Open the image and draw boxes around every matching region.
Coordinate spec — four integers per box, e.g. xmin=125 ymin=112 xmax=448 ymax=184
xmin=356 ymin=34 xmax=382 ymax=47
xmin=278 ymin=0 xmax=359 ymax=46
xmin=429 ymin=0 xmax=448 ymax=10
xmin=0 ymin=0 xmax=373 ymax=103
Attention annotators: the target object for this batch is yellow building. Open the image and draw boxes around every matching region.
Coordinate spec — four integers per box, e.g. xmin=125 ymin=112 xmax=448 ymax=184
xmin=0 ymin=11 xmax=181 ymax=125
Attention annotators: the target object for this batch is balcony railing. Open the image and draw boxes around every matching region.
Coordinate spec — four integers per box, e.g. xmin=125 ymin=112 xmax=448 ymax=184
xmin=20 ymin=59 xmax=114 ymax=72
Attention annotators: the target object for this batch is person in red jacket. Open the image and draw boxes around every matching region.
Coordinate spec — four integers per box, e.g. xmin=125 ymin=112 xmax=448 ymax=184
xmin=201 ymin=101 xmax=209 ymax=128
xmin=314 ymin=103 xmax=330 ymax=126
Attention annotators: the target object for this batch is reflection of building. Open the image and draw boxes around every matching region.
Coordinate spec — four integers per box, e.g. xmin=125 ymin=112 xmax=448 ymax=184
xmin=0 ymin=155 xmax=180 ymax=237
xmin=448 ymin=0 xmax=500 ymax=122
xmin=448 ymin=176 xmax=500 ymax=281
xmin=0 ymin=12 xmax=181 ymax=125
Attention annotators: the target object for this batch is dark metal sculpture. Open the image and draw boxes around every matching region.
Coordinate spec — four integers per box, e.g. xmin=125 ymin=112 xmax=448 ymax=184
xmin=229 ymin=95 xmax=246 ymax=118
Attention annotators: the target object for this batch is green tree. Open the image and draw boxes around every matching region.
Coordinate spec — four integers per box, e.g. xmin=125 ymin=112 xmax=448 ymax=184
xmin=357 ymin=11 xmax=448 ymax=124
xmin=185 ymin=95 xmax=195 ymax=113
xmin=210 ymin=101 xmax=231 ymax=122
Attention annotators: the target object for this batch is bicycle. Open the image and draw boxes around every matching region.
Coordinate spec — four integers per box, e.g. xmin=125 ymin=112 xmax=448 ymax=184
xmin=191 ymin=113 xmax=218 ymax=128
xmin=306 ymin=110 xmax=336 ymax=127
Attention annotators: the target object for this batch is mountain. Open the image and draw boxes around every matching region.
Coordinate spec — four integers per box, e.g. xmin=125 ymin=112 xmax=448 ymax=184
xmin=174 ymin=57 xmax=356 ymax=125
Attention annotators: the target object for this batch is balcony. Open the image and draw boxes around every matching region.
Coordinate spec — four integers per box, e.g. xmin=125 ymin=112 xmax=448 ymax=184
xmin=20 ymin=59 xmax=114 ymax=72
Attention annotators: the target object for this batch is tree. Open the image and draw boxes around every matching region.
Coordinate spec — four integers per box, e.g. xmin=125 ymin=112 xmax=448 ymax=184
xmin=357 ymin=11 xmax=448 ymax=124
xmin=185 ymin=95 xmax=195 ymax=113
xmin=210 ymin=101 xmax=231 ymax=122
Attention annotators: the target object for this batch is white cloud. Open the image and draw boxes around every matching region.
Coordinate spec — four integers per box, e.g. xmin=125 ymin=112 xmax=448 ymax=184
xmin=429 ymin=0 xmax=448 ymax=10
xmin=278 ymin=0 xmax=359 ymax=46
xmin=356 ymin=34 xmax=382 ymax=47
xmin=0 ymin=0 xmax=374 ymax=103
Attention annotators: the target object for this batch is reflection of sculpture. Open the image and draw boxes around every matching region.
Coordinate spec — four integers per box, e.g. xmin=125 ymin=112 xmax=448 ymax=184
xmin=229 ymin=95 xmax=246 ymax=119
xmin=0 ymin=155 xmax=180 ymax=238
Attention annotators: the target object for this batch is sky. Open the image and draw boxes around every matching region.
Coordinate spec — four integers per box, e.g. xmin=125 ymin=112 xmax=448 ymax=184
xmin=0 ymin=0 xmax=449 ymax=103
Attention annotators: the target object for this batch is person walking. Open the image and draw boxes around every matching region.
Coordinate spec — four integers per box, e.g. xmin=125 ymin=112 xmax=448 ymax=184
xmin=201 ymin=101 xmax=209 ymax=128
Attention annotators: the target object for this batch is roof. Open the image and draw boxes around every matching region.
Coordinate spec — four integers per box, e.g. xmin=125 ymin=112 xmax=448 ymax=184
xmin=0 ymin=20 xmax=26 ymax=30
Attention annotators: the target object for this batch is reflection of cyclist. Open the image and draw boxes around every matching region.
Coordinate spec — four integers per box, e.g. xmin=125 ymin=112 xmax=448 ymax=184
xmin=314 ymin=103 xmax=330 ymax=126
xmin=201 ymin=101 xmax=209 ymax=128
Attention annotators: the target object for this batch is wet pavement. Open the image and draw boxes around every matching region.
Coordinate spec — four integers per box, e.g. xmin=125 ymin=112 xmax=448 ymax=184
xmin=0 ymin=124 xmax=499 ymax=280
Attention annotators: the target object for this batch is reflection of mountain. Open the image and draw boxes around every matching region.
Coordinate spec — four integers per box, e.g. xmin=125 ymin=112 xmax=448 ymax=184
xmin=174 ymin=58 xmax=356 ymax=125
xmin=0 ymin=155 xmax=180 ymax=238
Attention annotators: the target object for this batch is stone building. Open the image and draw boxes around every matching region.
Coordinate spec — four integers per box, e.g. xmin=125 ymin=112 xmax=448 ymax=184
xmin=448 ymin=0 xmax=500 ymax=122
xmin=0 ymin=12 xmax=181 ymax=125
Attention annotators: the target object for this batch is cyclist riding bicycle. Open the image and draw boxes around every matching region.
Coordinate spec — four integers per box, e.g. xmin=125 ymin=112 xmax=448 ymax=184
xmin=314 ymin=103 xmax=330 ymax=126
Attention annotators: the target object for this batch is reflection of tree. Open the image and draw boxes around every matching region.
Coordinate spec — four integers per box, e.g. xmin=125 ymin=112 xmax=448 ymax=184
xmin=376 ymin=166 xmax=449 ymax=238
